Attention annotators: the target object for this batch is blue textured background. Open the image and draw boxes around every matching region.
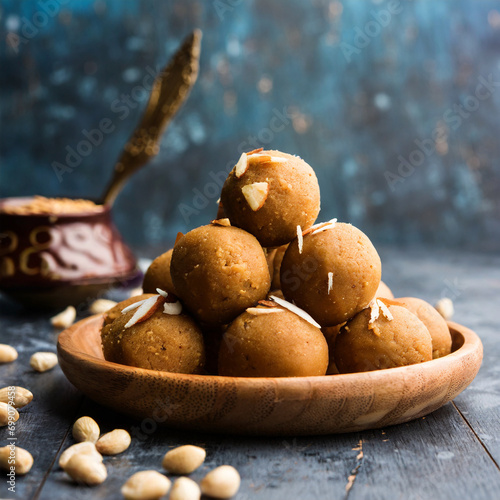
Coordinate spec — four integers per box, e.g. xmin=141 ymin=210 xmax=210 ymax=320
xmin=1 ymin=0 xmax=499 ymax=252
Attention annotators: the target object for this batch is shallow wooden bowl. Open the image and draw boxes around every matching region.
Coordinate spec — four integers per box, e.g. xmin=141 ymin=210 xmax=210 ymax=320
xmin=57 ymin=315 xmax=482 ymax=436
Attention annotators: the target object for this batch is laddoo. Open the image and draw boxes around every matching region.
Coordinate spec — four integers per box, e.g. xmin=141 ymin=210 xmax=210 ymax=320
xmin=280 ymin=221 xmax=381 ymax=326
xmin=218 ymin=300 xmax=328 ymax=377
xmin=170 ymin=223 xmax=270 ymax=325
xmin=142 ymin=249 xmax=176 ymax=295
xmin=334 ymin=300 xmax=433 ymax=373
xmin=220 ymin=150 xmax=320 ymax=247
xmin=101 ymin=295 xmax=205 ymax=374
xmin=396 ymin=297 xmax=452 ymax=359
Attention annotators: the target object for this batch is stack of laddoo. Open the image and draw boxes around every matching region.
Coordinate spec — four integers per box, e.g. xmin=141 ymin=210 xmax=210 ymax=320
xmin=101 ymin=149 xmax=451 ymax=377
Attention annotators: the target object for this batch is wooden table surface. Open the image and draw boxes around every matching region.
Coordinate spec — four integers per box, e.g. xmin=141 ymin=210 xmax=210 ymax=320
xmin=1 ymin=247 xmax=499 ymax=500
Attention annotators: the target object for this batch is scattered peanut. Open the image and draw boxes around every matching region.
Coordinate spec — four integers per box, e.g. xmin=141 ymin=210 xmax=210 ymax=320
xmin=121 ymin=470 xmax=171 ymax=500
xmin=72 ymin=416 xmax=100 ymax=443
xmin=170 ymin=476 xmax=201 ymax=500
xmin=89 ymin=299 xmax=118 ymax=315
xmin=0 ymin=402 xmax=19 ymax=427
xmin=200 ymin=465 xmax=241 ymax=499
xmin=30 ymin=352 xmax=58 ymax=372
xmin=96 ymin=429 xmax=131 ymax=455
xmin=63 ymin=453 xmax=107 ymax=485
xmin=0 ymin=386 xmax=33 ymax=409
xmin=435 ymin=297 xmax=454 ymax=320
xmin=50 ymin=305 xmax=76 ymax=328
xmin=0 ymin=445 xmax=33 ymax=475
xmin=162 ymin=445 xmax=206 ymax=475
xmin=0 ymin=344 xmax=18 ymax=363
xmin=59 ymin=442 xmax=103 ymax=469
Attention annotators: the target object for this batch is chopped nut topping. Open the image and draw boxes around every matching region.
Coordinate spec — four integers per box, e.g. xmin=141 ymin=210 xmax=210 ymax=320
xmin=241 ymin=182 xmax=269 ymax=211
xmin=297 ymin=225 xmax=303 ymax=254
xmin=368 ymin=298 xmax=393 ymax=329
xmin=234 ymin=152 xmax=249 ymax=178
xmin=269 ymin=295 xmax=321 ymax=328
xmin=175 ymin=232 xmax=184 ymax=244
xmin=257 ymin=299 xmax=279 ymax=308
xmin=247 ymin=307 xmax=283 ymax=315
xmin=328 ymin=272 xmax=333 ymax=294
xmin=124 ymin=295 xmax=166 ymax=328
xmin=246 ymin=147 xmax=263 ymax=155
xmin=211 ymin=218 xmax=231 ymax=227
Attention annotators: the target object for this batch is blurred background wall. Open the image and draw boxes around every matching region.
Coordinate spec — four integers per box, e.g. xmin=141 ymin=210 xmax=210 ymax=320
xmin=1 ymin=0 xmax=499 ymax=253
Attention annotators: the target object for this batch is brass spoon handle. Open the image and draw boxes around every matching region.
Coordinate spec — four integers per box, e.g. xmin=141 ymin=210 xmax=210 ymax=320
xmin=101 ymin=30 xmax=201 ymax=206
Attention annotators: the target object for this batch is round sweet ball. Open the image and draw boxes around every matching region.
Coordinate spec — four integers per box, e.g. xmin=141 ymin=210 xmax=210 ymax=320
xmin=101 ymin=308 xmax=205 ymax=374
xmin=220 ymin=150 xmax=320 ymax=247
xmin=218 ymin=307 xmax=328 ymax=377
xmin=396 ymin=297 xmax=452 ymax=359
xmin=280 ymin=222 xmax=381 ymax=327
xmin=376 ymin=280 xmax=394 ymax=300
xmin=334 ymin=303 xmax=432 ymax=373
xmin=170 ymin=224 xmax=271 ymax=325
xmin=143 ymin=249 xmax=176 ymax=295
xmin=103 ymin=294 xmax=155 ymax=327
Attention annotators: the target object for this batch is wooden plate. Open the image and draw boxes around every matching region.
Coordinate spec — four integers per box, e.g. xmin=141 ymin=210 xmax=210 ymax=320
xmin=57 ymin=315 xmax=482 ymax=436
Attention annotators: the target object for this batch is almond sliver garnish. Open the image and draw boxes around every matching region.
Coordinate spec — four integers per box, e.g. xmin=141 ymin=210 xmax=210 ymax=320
xmin=124 ymin=295 xmax=165 ymax=328
xmin=297 ymin=225 xmax=303 ymax=254
xmin=328 ymin=272 xmax=333 ymax=294
xmin=234 ymin=152 xmax=248 ymax=178
xmin=257 ymin=299 xmax=279 ymax=308
xmin=302 ymin=218 xmax=338 ymax=236
xmin=242 ymin=182 xmax=269 ymax=211
xmin=211 ymin=218 xmax=231 ymax=227
xmin=121 ymin=299 xmax=147 ymax=314
xmin=247 ymin=307 xmax=283 ymax=315
xmin=269 ymin=295 xmax=321 ymax=328
xmin=163 ymin=301 xmax=182 ymax=315
xmin=175 ymin=232 xmax=184 ymax=244
xmin=377 ymin=299 xmax=393 ymax=321
xmin=246 ymin=147 xmax=263 ymax=155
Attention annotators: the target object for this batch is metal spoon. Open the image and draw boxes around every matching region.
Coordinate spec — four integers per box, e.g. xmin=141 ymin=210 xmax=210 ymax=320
xmin=101 ymin=29 xmax=201 ymax=206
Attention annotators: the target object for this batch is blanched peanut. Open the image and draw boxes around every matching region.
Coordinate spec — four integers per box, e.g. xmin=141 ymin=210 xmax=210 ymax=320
xmin=63 ymin=454 xmax=107 ymax=485
xmin=59 ymin=442 xmax=102 ymax=469
xmin=162 ymin=445 xmax=206 ymax=474
xmin=121 ymin=470 xmax=171 ymax=500
xmin=200 ymin=465 xmax=241 ymax=499
xmin=0 ymin=402 xmax=19 ymax=427
xmin=30 ymin=352 xmax=58 ymax=372
xmin=72 ymin=416 xmax=100 ymax=443
xmin=0 ymin=386 xmax=33 ymax=408
xmin=170 ymin=476 xmax=201 ymax=500
xmin=0 ymin=445 xmax=33 ymax=475
xmin=0 ymin=344 xmax=18 ymax=363
xmin=50 ymin=306 xmax=76 ymax=328
xmin=96 ymin=429 xmax=131 ymax=455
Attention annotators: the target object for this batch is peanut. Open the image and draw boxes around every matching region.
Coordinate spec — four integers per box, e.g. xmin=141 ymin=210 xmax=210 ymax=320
xmin=0 ymin=344 xmax=18 ymax=363
xmin=0 ymin=445 xmax=33 ymax=475
xmin=30 ymin=352 xmax=58 ymax=372
xmin=435 ymin=297 xmax=454 ymax=320
xmin=89 ymin=299 xmax=117 ymax=315
xmin=59 ymin=442 xmax=102 ymax=469
xmin=170 ymin=477 xmax=201 ymax=500
xmin=96 ymin=429 xmax=131 ymax=455
xmin=200 ymin=465 xmax=241 ymax=499
xmin=0 ymin=402 xmax=19 ymax=427
xmin=72 ymin=416 xmax=100 ymax=443
xmin=0 ymin=386 xmax=33 ymax=409
xmin=162 ymin=445 xmax=206 ymax=475
xmin=121 ymin=470 xmax=171 ymax=500
xmin=63 ymin=453 xmax=107 ymax=485
xmin=50 ymin=305 xmax=76 ymax=328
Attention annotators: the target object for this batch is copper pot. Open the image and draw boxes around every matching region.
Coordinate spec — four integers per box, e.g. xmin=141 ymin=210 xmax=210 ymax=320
xmin=0 ymin=197 xmax=141 ymax=308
